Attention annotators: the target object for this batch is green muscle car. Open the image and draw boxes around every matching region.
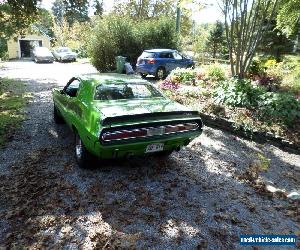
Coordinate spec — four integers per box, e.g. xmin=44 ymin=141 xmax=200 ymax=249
xmin=52 ymin=74 xmax=203 ymax=168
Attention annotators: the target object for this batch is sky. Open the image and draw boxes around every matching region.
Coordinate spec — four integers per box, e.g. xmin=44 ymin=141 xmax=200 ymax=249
xmin=40 ymin=0 xmax=223 ymax=24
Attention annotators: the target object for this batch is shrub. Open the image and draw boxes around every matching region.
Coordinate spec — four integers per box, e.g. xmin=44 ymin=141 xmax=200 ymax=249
xmin=264 ymin=59 xmax=277 ymax=68
xmin=160 ymin=77 xmax=179 ymax=90
xmin=169 ymin=67 xmax=195 ymax=84
xmin=207 ymin=64 xmax=226 ymax=82
xmin=214 ymin=78 xmax=265 ymax=108
xmin=88 ymin=15 xmax=137 ymax=71
xmin=0 ymin=38 xmax=8 ymax=60
xmin=202 ymin=100 xmax=226 ymax=116
xmin=249 ymin=57 xmax=264 ymax=76
xmin=89 ymin=15 xmax=179 ymax=72
xmin=265 ymin=62 xmax=284 ymax=86
xmin=258 ymin=92 xmax=300 ymax=126
xmin=214 ymin=78 xmax=300 ymax=126
xmin=195 ymin=68 xmax=206 ymax=80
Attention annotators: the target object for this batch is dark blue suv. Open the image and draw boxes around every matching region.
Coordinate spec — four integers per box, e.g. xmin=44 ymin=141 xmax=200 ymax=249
xmin=136 ymin=49 xmax=195 ymax=79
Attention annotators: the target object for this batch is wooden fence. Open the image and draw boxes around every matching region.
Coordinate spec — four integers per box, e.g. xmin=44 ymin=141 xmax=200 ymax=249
xmin=194 ymin=57 xmax=230 ymax=65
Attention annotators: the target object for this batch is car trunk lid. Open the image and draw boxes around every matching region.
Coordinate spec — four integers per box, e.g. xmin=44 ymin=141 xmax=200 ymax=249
xmin=93 ymin=98 xmax=199 ymax=126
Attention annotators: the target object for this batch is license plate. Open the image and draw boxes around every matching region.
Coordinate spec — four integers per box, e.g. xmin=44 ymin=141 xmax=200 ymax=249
xmin=147 ymin=127 xmax=164 ymax=136
xmin=145 ymin=143 xmax=164 ymax=153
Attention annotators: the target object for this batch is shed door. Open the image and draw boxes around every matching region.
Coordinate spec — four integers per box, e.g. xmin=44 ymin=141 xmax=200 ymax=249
xmin=20 ymin=40 xmax=42 ymax=58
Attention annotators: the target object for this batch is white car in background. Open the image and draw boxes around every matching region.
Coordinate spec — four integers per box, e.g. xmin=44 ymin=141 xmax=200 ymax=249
xmin=32 ymin=47 xmax=54 ymax=63
xmin=53 ymin=47 xmax=77 ymax=62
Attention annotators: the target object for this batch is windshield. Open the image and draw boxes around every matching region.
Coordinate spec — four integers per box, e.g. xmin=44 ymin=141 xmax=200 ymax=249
xmin=35 ymin=47 xmax=49 ymax=53
xmin=94 ymin=83 xmax=163 ymax=100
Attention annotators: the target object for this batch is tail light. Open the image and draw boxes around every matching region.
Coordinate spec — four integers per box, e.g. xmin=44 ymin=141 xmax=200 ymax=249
xmin=147 ymin=58 xmax=156 ymax=64
xmin=164 ymin=123 xmax=199 ymax=133
xmin=102 ymin=129 xmax=147 ymax=141
xmin=101 ymin=123 xmax=199 ymax=142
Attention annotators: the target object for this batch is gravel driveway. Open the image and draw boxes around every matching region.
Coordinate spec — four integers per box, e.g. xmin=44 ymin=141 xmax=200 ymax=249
xmin=0 ymin=60 xmax=299 ymax=249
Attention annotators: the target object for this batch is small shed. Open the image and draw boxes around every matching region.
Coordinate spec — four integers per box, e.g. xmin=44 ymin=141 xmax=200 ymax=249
xmin=7 ymin=33 xmax=51 ymax=59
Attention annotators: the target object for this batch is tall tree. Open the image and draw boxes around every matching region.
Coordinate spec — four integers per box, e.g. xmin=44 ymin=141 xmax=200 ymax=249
xmin=64 ymin=0 xmax=89 ymax=24
xmin=0 ymin=0 xmax=41 ymax=38
xmin=113 ymin=0 xmax=175 ymax=20
xmin=276 ymin=0 xmax=300 ymax=37
xmin=259 ymin=19 xmax=295 ymax=60
xmin=276 ymin=0 xmax=300 ymax=53
xmin=93 ymin=0 xmax=104 ymax=16
xmin=52 ymin=0 xmax=65 ymax=24
xmin=34 ymin=8 xmax=54 ymax=38
xmin=51 ymin=0 xmax=89 ymax=26
xmin=220 ymin=0 xmax=280 ymax=78
xmin=206 ymin=21 xmax=227 ymax=58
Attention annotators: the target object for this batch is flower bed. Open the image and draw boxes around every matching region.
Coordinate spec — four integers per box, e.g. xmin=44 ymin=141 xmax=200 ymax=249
xmin=159 ymin=64 xmax=300 ymax=150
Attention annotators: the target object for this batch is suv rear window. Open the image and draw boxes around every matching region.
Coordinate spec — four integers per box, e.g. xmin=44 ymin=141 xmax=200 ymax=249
xmin=140 ymin=52 xmax=156 ymax=58
xmin=94 ymin=83 xmax=163 ymax=100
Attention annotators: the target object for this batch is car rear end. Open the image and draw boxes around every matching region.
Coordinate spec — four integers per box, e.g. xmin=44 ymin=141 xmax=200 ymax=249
xmin=136 ymin=51 xmax=158 ymax=76
xmin=60 ymin=52 xmax=77 ymax=62
xmin=93 ymin=112 xmax=203 ymax=159
xmin=34 ymin=48 xmax=54 ymax=63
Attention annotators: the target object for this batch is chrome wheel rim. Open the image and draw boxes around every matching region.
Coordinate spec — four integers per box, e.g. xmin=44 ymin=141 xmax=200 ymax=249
xmin=157 ymin=69 xmax=164 ymax=79
xmin=75 ymin=135 xmax=82 ymax=160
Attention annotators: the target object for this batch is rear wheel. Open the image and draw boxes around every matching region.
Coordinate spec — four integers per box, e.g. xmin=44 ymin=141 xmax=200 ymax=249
xmin=155 ymin=150 xmax=173 ymax=159
xmin=155 ymin=67 xmax=166 ymax=80
xmin=75 ymin=133 xmax=94 ymax=169
xmin=53 ymin=105 xmax=65 ymax=124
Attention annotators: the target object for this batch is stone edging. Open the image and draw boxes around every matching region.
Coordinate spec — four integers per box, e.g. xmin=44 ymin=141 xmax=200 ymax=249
xmin=199 ymin=112 xmax=300 ymax=155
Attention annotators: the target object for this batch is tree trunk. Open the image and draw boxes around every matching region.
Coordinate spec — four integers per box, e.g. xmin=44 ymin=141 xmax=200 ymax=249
xmin=221 ymin=0 xmax=279 ymax=78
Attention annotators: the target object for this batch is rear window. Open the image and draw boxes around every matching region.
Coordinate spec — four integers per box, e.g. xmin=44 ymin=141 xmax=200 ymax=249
xmin=140 ymin=52 xmax=156 ymax=58
xmin=58 ymin=47 xmax=71 ymax=53
xmin=94 ymin=83 xmax=163 ymax=100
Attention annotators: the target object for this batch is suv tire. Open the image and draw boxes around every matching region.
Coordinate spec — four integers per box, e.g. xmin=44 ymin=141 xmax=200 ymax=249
xmin=155 ymin=67 xmax=166 ymax=80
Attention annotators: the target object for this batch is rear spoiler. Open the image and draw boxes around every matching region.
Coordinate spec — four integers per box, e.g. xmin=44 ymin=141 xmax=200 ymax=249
xmin=101 ymin=111 xmax=201 ymax=126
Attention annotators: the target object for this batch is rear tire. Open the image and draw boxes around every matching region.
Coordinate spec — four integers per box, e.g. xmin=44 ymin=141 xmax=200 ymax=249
xmin=53 ymin=105 xmax=65 ymax=124
xmin=155 ymin=67 xmax=166 ymax=80
xmin=155 ymin=150 xmax=173 ymax=159
xmin=75 ymin=133 xmax=94 ymax=169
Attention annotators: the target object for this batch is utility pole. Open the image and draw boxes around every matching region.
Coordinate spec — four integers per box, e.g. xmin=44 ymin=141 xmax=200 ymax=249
xmin=176 ymin=4 xmax=181 ymax=33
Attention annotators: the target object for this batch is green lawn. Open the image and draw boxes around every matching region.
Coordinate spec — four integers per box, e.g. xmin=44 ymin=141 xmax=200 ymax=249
xmin=281 ymin=56 xmax=300 ymax=95
xmin=0 ymin=78 xmax=29 ymax=147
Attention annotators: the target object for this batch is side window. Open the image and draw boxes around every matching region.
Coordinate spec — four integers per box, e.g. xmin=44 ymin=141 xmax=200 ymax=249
xmin=159 ymin=53 xmax=174 ymax=59
xmin=167 ymin=53 xmax=174 ymax=59
xmin=65 ymin=79 xmax=80 ymax=97
xmin=173 ymin=52 xmax=183 ymax=60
